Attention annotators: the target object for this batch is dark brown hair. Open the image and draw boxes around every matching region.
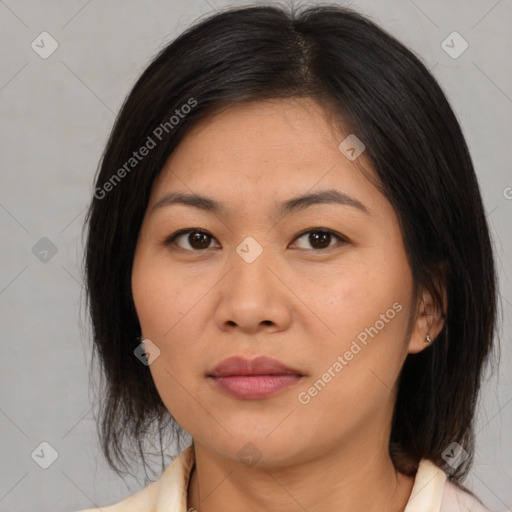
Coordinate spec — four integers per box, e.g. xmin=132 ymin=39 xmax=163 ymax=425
xmin=82 ymin=2 xmax=498 ymax=484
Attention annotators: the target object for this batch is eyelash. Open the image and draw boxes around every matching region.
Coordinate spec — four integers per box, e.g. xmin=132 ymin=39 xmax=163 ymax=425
xmin=162 ymin=228 xmax=349 ymax=252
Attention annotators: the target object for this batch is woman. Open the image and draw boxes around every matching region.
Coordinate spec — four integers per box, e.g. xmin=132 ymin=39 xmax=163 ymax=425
xmin=78 ymin=3 xmax=498 ymax=511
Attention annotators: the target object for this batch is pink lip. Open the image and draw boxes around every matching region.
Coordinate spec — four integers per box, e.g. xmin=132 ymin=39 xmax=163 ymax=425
xmin=207 ymin=356 xmax=305 ymax=400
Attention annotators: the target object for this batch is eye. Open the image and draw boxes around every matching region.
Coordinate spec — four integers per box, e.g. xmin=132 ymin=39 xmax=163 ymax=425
xmin=163 ymin=227 xmax=348 ymax=252
xmin=164 ymin=229 xmax=220 ymax=251
xmin=290 ymin=228 xmax=348 ymax=251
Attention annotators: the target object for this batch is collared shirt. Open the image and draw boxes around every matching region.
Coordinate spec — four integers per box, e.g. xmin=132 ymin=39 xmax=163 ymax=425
xmin=76 ymin=444 xmax=489 ymax=512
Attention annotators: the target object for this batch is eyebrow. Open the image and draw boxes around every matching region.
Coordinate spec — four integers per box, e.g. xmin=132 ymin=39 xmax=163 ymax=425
xmin=151 ymin=189 xmax=370 ymax=216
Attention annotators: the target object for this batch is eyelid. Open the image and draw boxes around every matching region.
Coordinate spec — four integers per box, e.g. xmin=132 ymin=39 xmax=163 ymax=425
xmin=290 ymin=227 xmax=349 ymax=248
xmin=163 ymin=228 xmax=219 ymax=249
xmin=163 ymin=227 xmax=349 ymax=251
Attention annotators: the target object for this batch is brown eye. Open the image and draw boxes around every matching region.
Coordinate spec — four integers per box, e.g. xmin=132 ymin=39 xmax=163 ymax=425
xmin=308 ymin=231 xmax=332 ymax=249
xmin=187 ymin=231 xmax=212 ymax=249
xmin=166 ymin=229 xmax=220 ymax=251
xmin=292 ymin=229 xmax=347 ymax=251
xmin=164 ymin=227 xmax=347 ymax=253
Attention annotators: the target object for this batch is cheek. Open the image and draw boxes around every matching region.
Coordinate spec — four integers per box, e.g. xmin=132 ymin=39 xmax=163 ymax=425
xmin=303 ymin=258 xmax=406 ymax=341
xmin=132 ymin=259 xmax=208 ymax=428
xmin=132 ymin=249 xmax=203 ymax=342
xmin=131 ymin=250 xmax=216 ymax=401
xmin=301 ymin=251 xmax=413 ymax=389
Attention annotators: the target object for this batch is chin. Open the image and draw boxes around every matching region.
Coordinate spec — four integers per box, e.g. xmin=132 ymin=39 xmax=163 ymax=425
xmin=201 ymin=433 xmax=309 ymax=469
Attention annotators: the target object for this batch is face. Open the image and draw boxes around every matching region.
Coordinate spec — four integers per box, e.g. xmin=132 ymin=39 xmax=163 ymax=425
xmin=131 ymin=98 xmax=433 ymax=468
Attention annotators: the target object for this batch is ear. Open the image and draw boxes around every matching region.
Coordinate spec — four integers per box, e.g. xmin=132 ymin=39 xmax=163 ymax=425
xmin=407 ymin=271 xmax=447 ymax=355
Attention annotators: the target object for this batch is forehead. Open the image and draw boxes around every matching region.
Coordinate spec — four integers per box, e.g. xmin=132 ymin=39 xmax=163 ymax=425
xmin=148 ymin=98 xmax=385 ymax=216
xmin=166 ymin=98 xmax=344 ymax=173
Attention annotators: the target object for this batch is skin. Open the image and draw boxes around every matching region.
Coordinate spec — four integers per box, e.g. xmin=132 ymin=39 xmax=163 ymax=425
xmin=131 ymin=98 xmax=445 ymax=512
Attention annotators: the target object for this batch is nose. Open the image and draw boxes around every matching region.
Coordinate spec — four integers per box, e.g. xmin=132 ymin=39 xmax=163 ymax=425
xmin=213 ymin=242 xmax=292 ymax=335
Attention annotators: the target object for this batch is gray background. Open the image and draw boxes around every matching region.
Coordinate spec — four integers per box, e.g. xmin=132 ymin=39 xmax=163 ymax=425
xmin=0 ymin=0 xmax=511 ymax=511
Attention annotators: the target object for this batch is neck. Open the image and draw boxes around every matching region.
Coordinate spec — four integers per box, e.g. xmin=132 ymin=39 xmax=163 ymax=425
xmin=187 ymin=439 xmax=415 ymax=512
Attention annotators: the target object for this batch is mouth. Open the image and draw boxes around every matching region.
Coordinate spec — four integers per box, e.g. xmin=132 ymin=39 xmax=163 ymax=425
xmin=207 ymin=355 xmax=305 ymax=400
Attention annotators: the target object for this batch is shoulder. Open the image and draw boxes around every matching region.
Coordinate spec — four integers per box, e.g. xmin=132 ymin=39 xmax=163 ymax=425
xmin=73 ymin=444 xmax=195 ymax=512
xmin=440 ymin=480 xmax=490 ymax=512
xmin=75 ymin=479 xmax=161 ymax=512
xmin=407 ymin=459 xmax=491 ymax=512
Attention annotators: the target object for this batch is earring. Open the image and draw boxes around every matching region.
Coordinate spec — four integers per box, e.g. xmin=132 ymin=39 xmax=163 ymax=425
xmin=425 ymin=333 xmax=432 ymax=344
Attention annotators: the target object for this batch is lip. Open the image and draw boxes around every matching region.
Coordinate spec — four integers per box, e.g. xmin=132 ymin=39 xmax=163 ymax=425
xmin=208 ymin=355 xmax=303 ymax=377
xmin=207 ymin=356 xmax=305 ymax=400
